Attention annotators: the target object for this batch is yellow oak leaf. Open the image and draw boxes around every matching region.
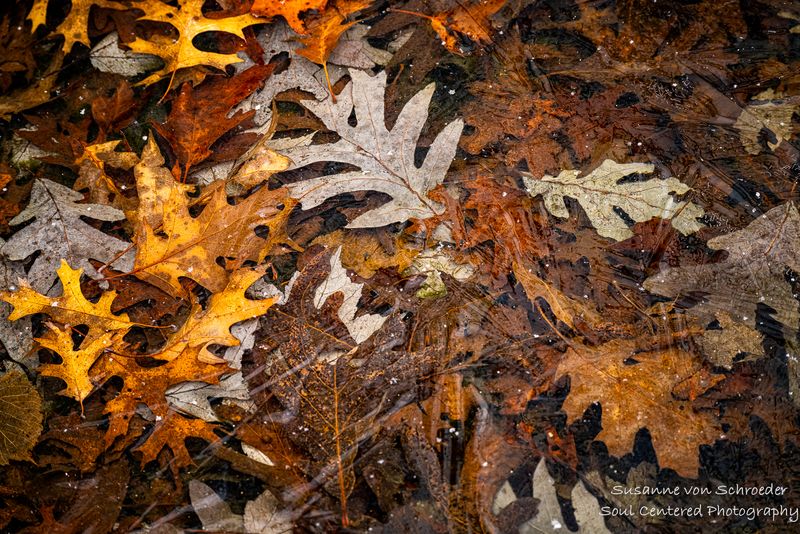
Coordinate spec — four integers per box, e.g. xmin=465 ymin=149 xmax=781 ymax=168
xmin=158 ymin=268 xmax=279 ymax=363
xmin=27 ymin=0 xmax=130 ymax=52
xmin=0 ymin=260 xmax=135 ymax=343
xmin=128 ymin=0 xmax=263 ymax=87
xmin=37 ymin=323 xmax=114 ymax=410
xmin=131 ymin=139 xmax=296 ymax=297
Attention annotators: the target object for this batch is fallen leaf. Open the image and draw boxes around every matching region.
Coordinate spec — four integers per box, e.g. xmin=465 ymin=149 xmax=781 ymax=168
xmin=131 ymin=139 xmax=296 ymax=296
xmin=282 ymin=69 xmax=463 ymax=228
xmin=89 ymin=32 xmax=162 ymax=77
xmin=99 ymin=268 xmax=276 ymax=466
xmin=735 ymin=96 xmax=799 ymax=154
xmin=249 ymin=0 xmax=328 ymax=34
xmin=37 ymin=323 xmax=115 ymax=409
xmin=27 ymin=0 xmax=131 ymax=52
xmin=190 ymin=479 xmax=294 ymax=533
xmin=295 ymin=0 xmax=372 ymax=95
xmin=644 ymin=202 xmax=800 ymax=339
xmin=524 ymin=159 xmax=705 ymax=241
xmin=152 ymin=65 xmax=275 ymax=175
xmin=0 ymin=371 xmax=42 ymax=465
xmin=128 ymin=0 xmax=263 ymax=87
xmin=556 ymin=340 xmax=720 ymax=477
xmin=73 ymin=140 xmax=138 ymax=209
xmin=314 ymin=246 xmax=387 ymax=345
xmin=1 ymin=178 xmax=133 ymax=293
xmin=514 ymin=458 xmax=612 ymax=533
xmin=0 ymin=260 xmax=135 ymax=344
xmin=0 ymin=51 xmax=62 ymax=121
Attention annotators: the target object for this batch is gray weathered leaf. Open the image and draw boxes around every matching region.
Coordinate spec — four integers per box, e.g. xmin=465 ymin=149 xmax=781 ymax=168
xmin=1 ymin=178 xmax=134 ymax=293
xmin=523 ymin=159 xmax=705 ymax=241
xmin=314 ymin=246 xmax=387 ymax=345
xmin=0 ymin=247 xmax=33 ymax=367
xmin=233 ymin=22 xmax=392 ymax=132
xmin=283 ymin=70 xmax=464 ymax=228
xmin=90 ymin=32 xmax=162 ymax=77
xmin=517 ymin=458 xmax=612 ymax=533
xmin=243 ymin=489 xmax=294 ymax=534
xmin=734 ymin=94 xmax=799 ymax=154
xmin=644 ymin=202 xmax=800 ymax=400
xmin=189 ymin=480 xmax=245 ymax=532
xmin=190 ymin=480 xmax=292 ymax=534
xmin=644 ymin=202 xmax=800 ymax=331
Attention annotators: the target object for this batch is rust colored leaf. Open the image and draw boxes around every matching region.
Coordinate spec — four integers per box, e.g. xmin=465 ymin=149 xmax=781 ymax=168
xmin=556 ymin=339 xmax=721 ymax=477
xmin=152 ymin=65 xmax=275 ymax=175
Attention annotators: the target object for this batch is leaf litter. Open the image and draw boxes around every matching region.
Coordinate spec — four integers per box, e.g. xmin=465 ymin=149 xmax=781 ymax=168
xmin=0 ymin=0 xmax=799 ymax=532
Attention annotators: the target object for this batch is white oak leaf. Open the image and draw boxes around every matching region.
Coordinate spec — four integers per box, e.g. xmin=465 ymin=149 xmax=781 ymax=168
xmin=282 ymin=69 xmax=464 ymax=228
xmin=1 ymin=178 xmax=134 ymax=293
xmin=523 ymin=159 xmax=705 ymax=241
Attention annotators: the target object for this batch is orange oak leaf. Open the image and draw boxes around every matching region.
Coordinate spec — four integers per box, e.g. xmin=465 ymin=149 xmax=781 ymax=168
xmin=295 ymin=0 xmax=372 ymax=96
xmin=393 ymin=0 xmax=507 ymax=55
xmin=130 ymin=139 xmax=296 ymax=297
xmin=152 ymin=65 xmax=276 ymax=176
xmin=98 ymin=268 xmax=277 ymax=467
xmin=556 ymin=339 xmax=721 ymax=477
xmin=249 ymin=0 xmax=329 ymax=34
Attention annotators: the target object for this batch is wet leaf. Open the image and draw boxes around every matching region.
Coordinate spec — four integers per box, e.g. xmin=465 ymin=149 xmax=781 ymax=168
xmin=524 ymin=159 xmax=705 ymax=241
xmin=0 ymin=371 xmax=42 ymax=465
xmin=556 ymin=340 xmax=721 ymax=477
xmin=283 ymin=69 xmax=464 ymax=228
xmin=0 ymin=179 xmax=133 ymax=293
xmin=131 ymin=139 xmax=296 ymax=296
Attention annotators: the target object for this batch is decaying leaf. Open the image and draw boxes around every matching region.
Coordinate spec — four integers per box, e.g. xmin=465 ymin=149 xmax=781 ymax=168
xmin=73 ymin=140 xmax=138 ymax=209
xmin=131 ymin=139 xmax=296 ymax=296
xmin=0 ymin=371 xmax=43 ymax=465
xmin=644 ymin=203 xmax=800 ymax=338
xmin=0 ymin=51 xmax=62 ymax=121
xmin=314 ymin=246 xmax=387 ymax=345
xmin=99 ymin=268 xmax=276 ymax=466
xmin=0 ymin=178 xmax=133 ymax=293
xmin=166 ymin=318 xmax=258 ymax=421
xmin=283 ymin=69 xmax=464 ymax=228
xmin=0 ymin=253 xmax=33 ymax=367
xmin=89 ymin=32 xmax=162 ymax=77
xmin=508 ymin=458 xmax=612 ymax=533
xmin=556 ymin=340 xmax=720 ymax=477
xmin=735 ymin=96 xmax=799 ymax=154
xmin=524 ymin=159 xmax=705 ymax=241
xmin=190 ymin=479 xmax=293 ymax=533
xmin=152 ymin=65 xmax=275 ymax=175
